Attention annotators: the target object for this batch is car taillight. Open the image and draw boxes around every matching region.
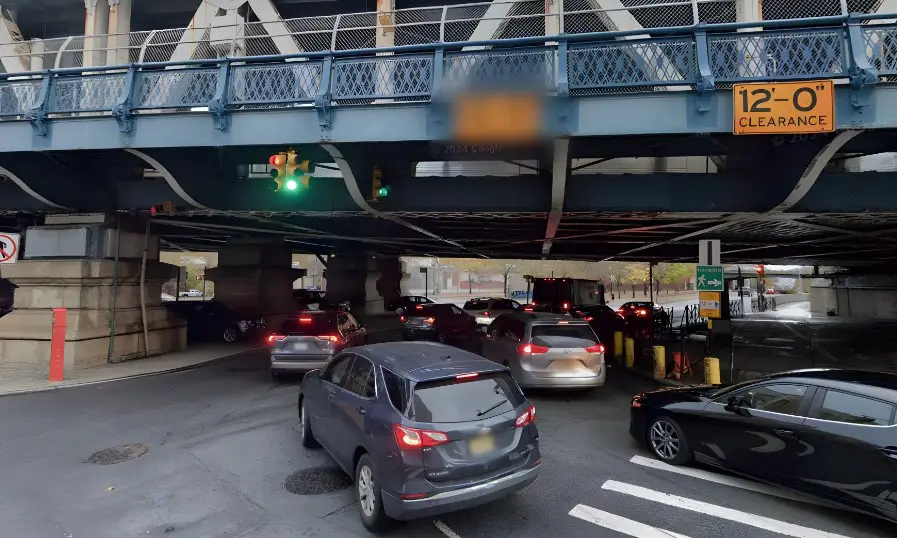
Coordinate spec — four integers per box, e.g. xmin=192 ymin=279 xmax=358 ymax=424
xmin=483 ymin=311 xmax=491 ymax=317
xmin=524 ymin=307 xmax=534 ymax=312
xmin=400 ymin=316 xmax=406 ymax=322
xmin=584 ymin=316 xmax=594 ymax=322
xmin=424 ymin=317 xmax=435 ymax=325
xmin=585 ymin=343 xmax=606 ymax=354
xmin=416 ymin=305 xmax=424 ymax=310
xmin=562 ymin=302 xmax=570 ymax=311
xmin=317 ymin=335 xmax=341 ymax=343
xmin=637 ymin=309 xmax=647 ymax=316
xmin=515 ymin=404 xmax=536 ymax=428
xmin=518 ymin=343 xmax=549 ymax=354
xmin=392 ymin=424 xmax=449 ymax=450
xmin=266 ymin=334 xmax=286 ymax=344
xmin=299 ymin=317 xmax=313 ymax=324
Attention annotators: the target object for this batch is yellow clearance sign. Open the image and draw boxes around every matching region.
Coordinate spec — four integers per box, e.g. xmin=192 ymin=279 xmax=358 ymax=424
xmin=733 ymin=80 xmax=835 ymax=135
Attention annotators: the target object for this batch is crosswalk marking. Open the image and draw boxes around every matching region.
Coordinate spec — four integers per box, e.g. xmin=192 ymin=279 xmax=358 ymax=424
xmin=629 ymin=455 xmax=827 ymax=507
xmin=569 ymin=504 xmax=692 ymax=538
xmin=601 ymin=480 xmax=855 ymax=538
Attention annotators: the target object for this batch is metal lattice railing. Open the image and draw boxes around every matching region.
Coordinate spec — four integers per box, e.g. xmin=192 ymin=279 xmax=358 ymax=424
xmin=4 ymin=0 xmax=892 ymax=74
xmin=0 ymin=16 xmax=892 ymax=122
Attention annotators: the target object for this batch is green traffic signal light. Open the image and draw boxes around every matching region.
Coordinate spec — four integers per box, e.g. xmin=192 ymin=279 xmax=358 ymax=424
xmin=377 ymin=186 xmax=389 ymax=197
xmin=285 ymin=178 xmax=298 ymax=191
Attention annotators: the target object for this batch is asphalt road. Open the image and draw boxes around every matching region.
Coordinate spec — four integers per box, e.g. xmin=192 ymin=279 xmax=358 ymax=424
xmin=0 ymin=345 xmax=893 ymax=537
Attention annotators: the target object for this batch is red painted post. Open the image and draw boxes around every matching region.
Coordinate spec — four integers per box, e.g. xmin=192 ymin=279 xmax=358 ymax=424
xmin=49 ymin=308 xmax=66 ymax=382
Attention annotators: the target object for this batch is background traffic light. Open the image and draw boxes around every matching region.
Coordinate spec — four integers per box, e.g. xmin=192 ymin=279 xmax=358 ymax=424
xmin=285 ymin=152 xmax=312 ymax=192
xmin=269 ymin=153 xmax=287 ymax=192
xmin=371 ymin=165 xmax=390 ymax=200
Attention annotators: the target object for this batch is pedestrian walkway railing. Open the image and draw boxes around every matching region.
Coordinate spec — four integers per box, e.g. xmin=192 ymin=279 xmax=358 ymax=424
xmin=0 ymin=14 xmax=893 ymax=135
xmin=6 ymin=0 xmax=883 ymax=72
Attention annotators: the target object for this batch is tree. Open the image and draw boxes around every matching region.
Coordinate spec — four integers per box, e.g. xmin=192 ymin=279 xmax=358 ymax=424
xmin=502 ymin=263 xmax=515 ymax=297
xmin=621 ymin=264 xmax=649 ymax=298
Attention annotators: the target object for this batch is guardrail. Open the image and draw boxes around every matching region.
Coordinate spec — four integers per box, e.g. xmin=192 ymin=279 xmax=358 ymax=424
xmin=0 ymin=14 xmax=892 ymax=136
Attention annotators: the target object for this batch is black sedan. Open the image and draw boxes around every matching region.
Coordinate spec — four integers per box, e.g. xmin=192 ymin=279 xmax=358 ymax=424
xmin=630 ymin=368 xmax=897 ymax=523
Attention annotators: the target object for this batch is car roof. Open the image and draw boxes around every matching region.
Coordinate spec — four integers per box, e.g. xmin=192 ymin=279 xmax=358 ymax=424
xmin=761 ymin=368 xmax=897 ymax=400
xmin=357 ymin=342 xmax=506 ymax=382
xmin=501 ymin=312 xmax=589 ymax=324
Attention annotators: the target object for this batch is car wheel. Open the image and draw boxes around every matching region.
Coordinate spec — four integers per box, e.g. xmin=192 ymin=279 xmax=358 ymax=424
xmin=647 ymin=416 xmax=692 ymax=465
xmin=299 ymin=400 xmax=319 ymax=449
xmin=222 ymin=327 xmax=238 ymax=343
xmin=356 ymin=454 xmax=392 ymax=532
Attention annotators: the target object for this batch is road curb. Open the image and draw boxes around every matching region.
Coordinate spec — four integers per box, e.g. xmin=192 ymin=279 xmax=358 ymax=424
xmin=0 ymin=346 xmax=266 ymax=398
xmin=624 ymin=366 xmax=688 ymax=387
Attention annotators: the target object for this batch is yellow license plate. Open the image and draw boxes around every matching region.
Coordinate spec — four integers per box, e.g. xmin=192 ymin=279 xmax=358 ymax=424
xmin=469 ymin=434 xmax=495 ymax=455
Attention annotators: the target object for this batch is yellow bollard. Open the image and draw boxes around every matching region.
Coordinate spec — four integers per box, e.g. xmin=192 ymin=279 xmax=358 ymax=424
xmin=653 ymin=346 xmax=666 ymax=380
xmin=624 ymin=338 xmax=635 ymax=369
xmin=704 ymin=357 xmax=721 ymax=385
xmin=614 ymin=331 xmax=623 ymax=359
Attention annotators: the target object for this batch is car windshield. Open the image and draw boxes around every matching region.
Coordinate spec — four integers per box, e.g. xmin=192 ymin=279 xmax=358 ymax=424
xmin=280 ymin=314 xmax=336 ymax=334
xmin=410 ymin=373 xmax=525 ymax=423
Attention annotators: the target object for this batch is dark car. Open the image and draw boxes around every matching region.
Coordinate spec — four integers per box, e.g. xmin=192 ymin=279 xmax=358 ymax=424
xmin=386 ymin=295 xmax=435 ymax=315
xmin=268 ymin=311 xmax=367 ymax=377
xmin=571 ymin=304 xmax=623 ymax=356
xmin=164 ymin=300 xmax=266 ymax=343
xmin=297 ymin=342 xmax=541 ymax=531
xmin=630 ymin=368 xmax=897 ymax=523
xmin=400 ymin=303 xmax=477 ymax=344
xmin=293 ymin=289 xmax=350 ymax=312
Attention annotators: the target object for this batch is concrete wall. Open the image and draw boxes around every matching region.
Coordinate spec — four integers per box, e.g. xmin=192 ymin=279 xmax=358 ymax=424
xmin=810 ymin=276 xmax=897 ymax=319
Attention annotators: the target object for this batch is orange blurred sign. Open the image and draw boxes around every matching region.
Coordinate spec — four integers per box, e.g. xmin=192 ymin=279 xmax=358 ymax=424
xmin=733 ymin=80 xmax=834 ymax=135
xmin=453 ymin=93 xmax=542 ymax=144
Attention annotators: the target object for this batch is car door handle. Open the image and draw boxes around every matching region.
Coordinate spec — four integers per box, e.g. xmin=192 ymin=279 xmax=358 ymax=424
xmin=773 ymin=429 xmax=795 ymax=436
xmin=357 ymin=407 xmax=367 ymax=415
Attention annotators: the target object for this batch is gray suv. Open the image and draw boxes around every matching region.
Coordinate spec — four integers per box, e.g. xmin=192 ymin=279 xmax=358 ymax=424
xmin=268 ymin=311 xmax=367 ymax=377
xmin=297 ymin=342 xmax=541 ymax=532
xmin=482 ymin=312 xmax=606 ymax=390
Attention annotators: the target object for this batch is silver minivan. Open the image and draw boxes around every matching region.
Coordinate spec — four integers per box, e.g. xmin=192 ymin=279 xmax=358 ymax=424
xmin=481 ymin=313 xmax=606 ymax=390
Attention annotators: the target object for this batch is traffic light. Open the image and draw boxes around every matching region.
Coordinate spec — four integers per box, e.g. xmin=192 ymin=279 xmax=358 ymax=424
xmin=371 ymin=165 xmax=389 ymax=200
xmin=285 ymin=151 xmax=312 ymax=192
xmin=269 ymin=152 xmax=288 ymax=192
xmin=756 ymin=264 xmax=765 ymax=277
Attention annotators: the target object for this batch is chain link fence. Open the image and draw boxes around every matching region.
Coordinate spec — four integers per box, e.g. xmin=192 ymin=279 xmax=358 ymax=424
xmin=2 ymin=0 xmax=889 ymax=73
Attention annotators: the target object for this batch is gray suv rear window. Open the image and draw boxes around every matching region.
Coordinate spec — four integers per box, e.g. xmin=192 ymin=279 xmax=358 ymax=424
xmin=531 ymin=324 xmax=597 ymax=341
xmin=411 ymin=373 xmax=525 ymax=423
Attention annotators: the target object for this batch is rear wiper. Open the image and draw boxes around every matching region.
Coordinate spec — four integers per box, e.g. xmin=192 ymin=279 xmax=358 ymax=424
xmin=476 ymin=399 xmax=510 ymax=417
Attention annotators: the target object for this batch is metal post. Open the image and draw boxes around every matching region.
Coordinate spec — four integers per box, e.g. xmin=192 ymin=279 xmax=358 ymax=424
xmin=840 ymin=0 xmax=849 ymax=16
xmin=691 ymin=0 xmax=700 ymax=24
xmin=425 ymin=268 xmax=429 ymax=297
xmin=649 ymin=262 xmax=654 ymax=303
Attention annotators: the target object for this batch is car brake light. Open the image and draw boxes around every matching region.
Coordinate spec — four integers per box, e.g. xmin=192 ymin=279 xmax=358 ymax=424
xmin=416 ymin=305 xmax=424 ymax=310
xmin=266 ymin=334 xmax=286 ymax=344
xmin=400 ymin=316 xmax=406 ymax=322
xmin=392 ymin=424 xmax=449 ymax=450
xmin=637 ymin=309 xmax=647 ymax=316
xmin=424 ymin=317 xmax=435 ymax=324
xmin=483 ymin=311 xmax=491 ymax=317
xmin=585 ymin=343 xmax=606 ymax=354
xmin=584 ymin=316 xmax=594 ymax=322
xmin=531 ymin=301 xmax=536 ymax=306
xmin=558 ymin=320 xmax=569 ymax=324
xmin=524 ymin=307 xmax=534 ymax=312
xmin=518 ymin=343 xmax=549 ymax=354
xmin=515 ymin=404 xmax=536 ymax=427
xmin=456 ymin=372 xmax=478 ymax=380
xmin=317 ymin=335 xmax=341 ymax=342
xmin=562 ymin=302 xmax=570 ymax=311
xmin=299 ymin=317 xmax=312 ymax=323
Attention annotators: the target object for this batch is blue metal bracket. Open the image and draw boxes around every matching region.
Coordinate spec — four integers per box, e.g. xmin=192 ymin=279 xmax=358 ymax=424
xmin=112 ymin=65 xmax=138 ymax=133
xmin=209 ymin=61 xmax=231 ymax=131
xmin=315 ymin=57 xmax=333 ymax=138
xmin=429 ymin=48 xmax=447 ymax=133
xmin=846 ymin=18 xmax=879 ymax=109
xmin=554 ymin=41 xmax=571 ymax=131
xmin=693 ymin=29 xmax=716 ymax=113
xmin=26 ymin=73 xmax=51 ymax=136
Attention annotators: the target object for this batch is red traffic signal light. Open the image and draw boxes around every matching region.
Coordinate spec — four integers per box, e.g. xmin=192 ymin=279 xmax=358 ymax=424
xmin=269 ymin=154 xmax=286 ymax=167
xmin=756 ymin=264 xmax=765 ymax=276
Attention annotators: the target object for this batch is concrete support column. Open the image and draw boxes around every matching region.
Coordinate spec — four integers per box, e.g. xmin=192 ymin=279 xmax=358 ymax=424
xmin=205 ymin=238 xmax=301 ymax=327
xmin=84 ymin=0 xmax=110 ymax=67
xmin=106 ymin=0 xmax=133 ymax=66
xmin=327 ymin=254 xmax=409 ymax=317
xmin=0 ymin=216 xmax=186 ymax=376
xmin=375 ymin=0 xmax=396 ymax=102
xmin=29 ymin=39 xmax=45 ymax=71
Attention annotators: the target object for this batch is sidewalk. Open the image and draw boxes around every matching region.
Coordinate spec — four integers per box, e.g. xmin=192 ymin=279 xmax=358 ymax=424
xmin=0 ymin=343 xmax=262 ymax=396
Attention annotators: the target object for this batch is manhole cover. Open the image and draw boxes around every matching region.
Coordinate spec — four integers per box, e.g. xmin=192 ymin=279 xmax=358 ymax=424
xmin=86 ymin=443 xmax=151 ymax=465
xmin=284 ymin=467 xmax=352 ymax=495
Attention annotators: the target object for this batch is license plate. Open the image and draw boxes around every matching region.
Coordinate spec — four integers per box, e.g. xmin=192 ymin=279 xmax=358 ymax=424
xmin=469 ymin=434 xmax=495 ymax=455
xmin=291 ymin=343 xmax=309 ymax=351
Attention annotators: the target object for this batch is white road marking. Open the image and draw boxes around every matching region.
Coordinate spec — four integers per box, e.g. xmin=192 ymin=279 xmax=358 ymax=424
xmin=602 ymin=480 xmax=855 ymax=538
xmin=569 ymin=504 xmax=692 ymax=538
xmin=629 ymin=455 xmax=827 ymax=507
xmin=434 ymin=520 xmax=462 ymax=538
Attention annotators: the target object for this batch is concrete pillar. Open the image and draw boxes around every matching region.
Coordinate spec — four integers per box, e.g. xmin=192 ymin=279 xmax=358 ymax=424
xmin=205 ymin=238 xmax=302 ymax=327
xmin=106 ymin=0 xmax=133 ymax=66
xmin=84 ymin=0 xmax=110 ymax=67
xmin=0 ymin=216 xmax=186 ymax=376
xmin=29 ymin=39 xmax=45 ymax=71
xmin=375 ymin=0 xmax=395 ymax=102
xmin=326 ymin=254 xmax=409 ymax=317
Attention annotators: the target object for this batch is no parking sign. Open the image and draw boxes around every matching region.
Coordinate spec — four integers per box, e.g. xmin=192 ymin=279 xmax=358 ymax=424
xmin=0 ymin=233 xmax=20 ymax=264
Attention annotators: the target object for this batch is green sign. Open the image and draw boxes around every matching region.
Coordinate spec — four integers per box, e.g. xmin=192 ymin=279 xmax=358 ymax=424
xmin=696 ymin=265 xmax=724 ymax=292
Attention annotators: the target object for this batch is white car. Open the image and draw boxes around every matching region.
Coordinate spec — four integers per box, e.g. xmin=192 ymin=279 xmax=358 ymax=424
xmin=462 ymin=297 xmax=524 ymax=328
xmin=179 ymin=289 xmax=204 ymax=297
